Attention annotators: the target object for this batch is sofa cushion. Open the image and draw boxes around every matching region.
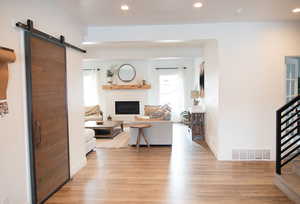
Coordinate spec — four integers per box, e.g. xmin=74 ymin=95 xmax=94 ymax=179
xmin=144 ymin=104 xmax=171 ymax=120
xmin=144 ymin=105 xmax=161 ymax=116
xmin=85 ymin=105 xmax=103 ymax=121
xmin=85 ymin=105 xmax=101 ymax=116
xmin=85 ymin=116 xmax=103 ymax=122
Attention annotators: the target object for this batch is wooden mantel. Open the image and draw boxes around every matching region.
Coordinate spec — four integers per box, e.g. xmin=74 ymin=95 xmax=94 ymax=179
xmin=102 ymin=84 xmax=151 ymax=90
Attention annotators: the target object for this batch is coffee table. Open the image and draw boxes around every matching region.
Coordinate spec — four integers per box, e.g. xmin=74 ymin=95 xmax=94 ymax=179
xmin=85 ymin=121 xmax=124 ymax=138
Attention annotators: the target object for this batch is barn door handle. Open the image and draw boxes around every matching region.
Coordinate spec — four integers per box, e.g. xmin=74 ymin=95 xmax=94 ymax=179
xmin=34 ymin=120 xmax=42 ymax=146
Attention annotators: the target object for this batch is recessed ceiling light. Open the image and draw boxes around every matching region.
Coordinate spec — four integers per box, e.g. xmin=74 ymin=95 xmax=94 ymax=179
xmin=82 ymin=41 xmax=98 ymax=45
xmin=292 ymin=8 xmax=300 ymax=13
xmin=193 ymin=2 xmax=203 ymax=8
xmin=121 ymin=4 xmax=129 ymax=11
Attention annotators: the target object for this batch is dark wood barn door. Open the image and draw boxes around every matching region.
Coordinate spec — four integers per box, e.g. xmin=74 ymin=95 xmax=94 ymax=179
xmin=25 ymin=32 xmax=70 ymax=204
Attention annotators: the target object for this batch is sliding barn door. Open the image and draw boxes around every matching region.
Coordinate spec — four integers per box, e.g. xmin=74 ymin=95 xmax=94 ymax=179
xmin=25 ymin=32 xmax=70 ymax=204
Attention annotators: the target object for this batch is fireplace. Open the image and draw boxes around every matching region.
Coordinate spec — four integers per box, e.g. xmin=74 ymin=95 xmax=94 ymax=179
xmin=115 ymin=101 xmax=140 ymax=115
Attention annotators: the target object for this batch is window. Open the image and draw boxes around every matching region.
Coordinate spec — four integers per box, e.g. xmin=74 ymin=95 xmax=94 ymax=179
xmin=82 ymin=70 xmax=99 ymax=106
xmin=286 ymin=59 xmax=299 ymax=102
xmin=158 ymin=71 xmax=185 ymax=121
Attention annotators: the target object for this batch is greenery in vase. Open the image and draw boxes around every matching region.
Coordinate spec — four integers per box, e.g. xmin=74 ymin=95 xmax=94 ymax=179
xmin=180 ymin=111 xmax=191 ymax=123
xmin=106 ymin=69 xmax=114 ymax=77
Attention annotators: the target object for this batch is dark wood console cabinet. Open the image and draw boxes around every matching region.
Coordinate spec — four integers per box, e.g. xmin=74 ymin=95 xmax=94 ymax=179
xmin=190 ymin=112 xmax=205 ymax=141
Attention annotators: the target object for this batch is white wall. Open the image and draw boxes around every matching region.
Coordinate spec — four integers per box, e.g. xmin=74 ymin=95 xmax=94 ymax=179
xmin=216 ymin=22 xmax=300 ymax=160
xmin=85 ymin=22 xmax=300 ymax=160
xmin=86 ymin=46 xmax=202 ymax=60
xmin=0 ymin=1 xmax=86 ymax=203
xmin=203 ymin=40 xmax=220 ymax=158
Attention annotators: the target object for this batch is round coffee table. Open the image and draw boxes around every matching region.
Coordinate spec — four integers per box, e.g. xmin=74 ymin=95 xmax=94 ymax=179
xmin=129 ymin=124 xmax=152 ymax=152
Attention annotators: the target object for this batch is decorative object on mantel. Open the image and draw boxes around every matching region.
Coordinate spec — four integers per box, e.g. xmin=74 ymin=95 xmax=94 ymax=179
xmin=199 ymin=61 xmax=205 ymax=97
xmin=102 ymin=84 xmax=151 ymax=90
xmin=118 ymin=64 xmax=136 ymax=82
xmin=110 ymin=64 xmax=118 ymax=84
xmin=107 ymin=115 xmax=112 ymax=121
xmin=191 ymin=90 xmax=200 ymax=106
xmin=106 ymin=69 xmax=114 ymax=84
xmin=0 ymin=46 xmax=16 ymax=118
xmin=138 ymin=79 xmax=148 ymax=86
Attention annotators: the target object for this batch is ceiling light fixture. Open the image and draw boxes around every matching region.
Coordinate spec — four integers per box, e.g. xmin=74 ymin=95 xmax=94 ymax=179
xmin=82 ymin=41 xmax=99 ymax=45
xmin=292 ymin=8 xmax=300 ymax=13
xmin=121 ymin=4 xmax=129 ymax=11
xmin=193 ymin=2 xmax=203 ymax=8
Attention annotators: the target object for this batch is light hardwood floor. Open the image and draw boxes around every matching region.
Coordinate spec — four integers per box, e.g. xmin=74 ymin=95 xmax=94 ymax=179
xmin=47 ymin=124 xmax=291 ymax=204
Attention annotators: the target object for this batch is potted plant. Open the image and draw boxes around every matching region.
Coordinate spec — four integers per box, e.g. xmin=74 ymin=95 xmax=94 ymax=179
xmin=180 ymin=111 xmax=191 ymax=125
xmin=106 ymin=69 xmax=114 ymax=84
xmin=110 ymin=64 xmax=118 ymax=84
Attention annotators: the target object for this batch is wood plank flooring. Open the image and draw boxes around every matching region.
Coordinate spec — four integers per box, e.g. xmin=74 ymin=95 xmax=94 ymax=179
xmin=46 ymin=124 xmax=292 ymax=204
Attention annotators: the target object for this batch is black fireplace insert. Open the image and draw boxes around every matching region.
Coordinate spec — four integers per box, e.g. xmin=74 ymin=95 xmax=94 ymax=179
xmin=115 ymin=101 xmax=140 ymax=115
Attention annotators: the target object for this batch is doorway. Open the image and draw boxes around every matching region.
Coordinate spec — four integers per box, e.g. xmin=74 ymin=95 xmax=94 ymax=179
xmin=285 ymin=57 xmax=300 ymax=102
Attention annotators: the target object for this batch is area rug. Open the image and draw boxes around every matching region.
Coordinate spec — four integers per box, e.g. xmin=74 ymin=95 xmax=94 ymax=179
xmin=96 ymin=131 xmax=130 ymax=149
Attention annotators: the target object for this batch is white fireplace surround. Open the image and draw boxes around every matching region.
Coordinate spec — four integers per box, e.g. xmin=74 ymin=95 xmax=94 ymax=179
xmin=104 ymin=90 xmax=148 ymax=121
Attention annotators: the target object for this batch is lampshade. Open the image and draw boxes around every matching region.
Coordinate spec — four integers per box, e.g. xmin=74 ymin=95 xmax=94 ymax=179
xmin=191 ymin=90 xmax=200 ymax=99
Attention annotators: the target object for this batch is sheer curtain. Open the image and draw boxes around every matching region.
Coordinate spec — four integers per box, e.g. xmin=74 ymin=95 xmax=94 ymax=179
xmin=157 ymin=69 xmax=185 ymax=121
xmin=82 ymin=70 xmax=99 ymax=106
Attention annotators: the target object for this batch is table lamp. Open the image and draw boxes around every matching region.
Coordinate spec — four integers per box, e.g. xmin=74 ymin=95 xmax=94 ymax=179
xmin=191 ymin=90 xmax=200 ymax=106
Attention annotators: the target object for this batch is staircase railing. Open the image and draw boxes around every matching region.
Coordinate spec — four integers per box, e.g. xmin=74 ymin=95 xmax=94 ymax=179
xmin=276 ymin=95 xmax=300 ymax=174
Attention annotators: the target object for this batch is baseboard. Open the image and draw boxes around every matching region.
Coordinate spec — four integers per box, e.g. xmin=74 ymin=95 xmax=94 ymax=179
xmin=70 ymin=157 xmax=87 ymax=177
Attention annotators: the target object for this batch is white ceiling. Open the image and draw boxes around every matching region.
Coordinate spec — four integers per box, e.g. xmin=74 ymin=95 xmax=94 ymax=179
xmin=82 ymin=40 xmax=207 ymax=48
xmin=66 ymin=0 xmax=300 ymax=26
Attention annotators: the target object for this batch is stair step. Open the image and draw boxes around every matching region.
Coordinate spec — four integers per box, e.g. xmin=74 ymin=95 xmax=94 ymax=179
xmin=274 ymin=173 xmax=300 ymax=203
xmin=294 ymin=160 xmax=300 ymax=177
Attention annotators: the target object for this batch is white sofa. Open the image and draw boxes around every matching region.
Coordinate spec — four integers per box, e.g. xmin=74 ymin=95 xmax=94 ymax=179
xmin=84 ymin=128 xmax=96 ymax=154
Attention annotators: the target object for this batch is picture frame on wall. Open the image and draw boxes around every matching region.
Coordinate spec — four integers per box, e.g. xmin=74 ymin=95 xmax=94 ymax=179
xmin=199 ymin=61 xmax=205 ymax=97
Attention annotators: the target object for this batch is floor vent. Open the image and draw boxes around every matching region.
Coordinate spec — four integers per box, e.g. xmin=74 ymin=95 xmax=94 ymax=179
xmin=232 ymin=149 xmax=271 ymax=160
